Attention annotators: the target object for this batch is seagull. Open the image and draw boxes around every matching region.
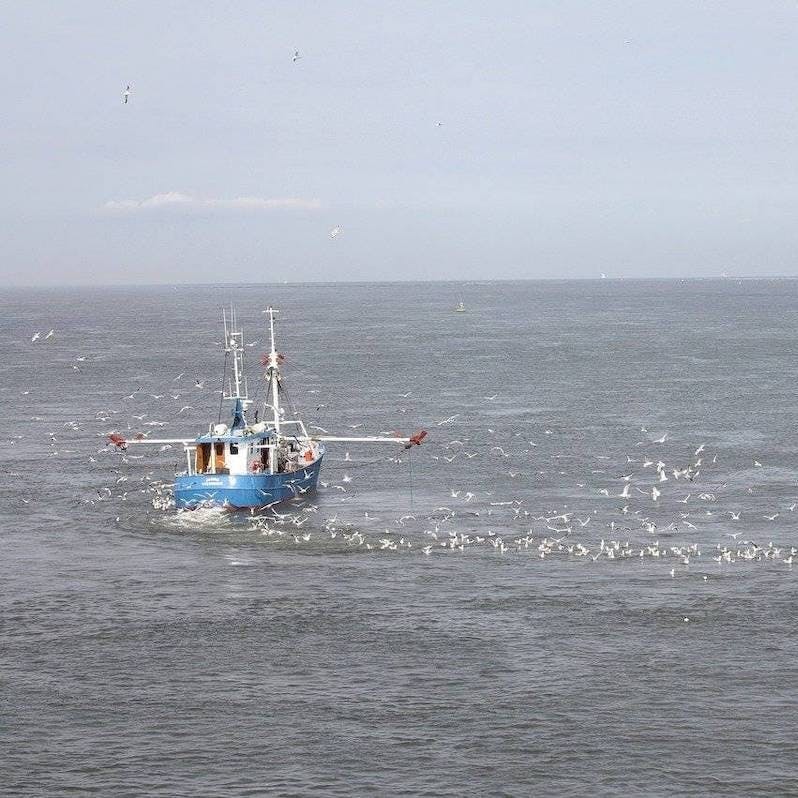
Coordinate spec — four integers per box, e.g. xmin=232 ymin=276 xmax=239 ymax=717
xmin=44 ymin=329 xmax=55 ymax=339
xmin=122 ymin=84 xmax=131 ymax=104
xmin=329 ymin=226 xmax=341 ymax=238
xmin=31 ymin=332 xmax=40 ymax=342
xmin=653 ymin=433 xmax=668 ymax=444
xmin=292 ymin=50 xmax=301 ymax=62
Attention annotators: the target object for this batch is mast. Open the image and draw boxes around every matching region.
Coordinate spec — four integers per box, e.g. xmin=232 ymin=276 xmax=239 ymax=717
xmin=223 ymin=306 xmax=249 ymax=429
xmin=263 ymin=307 xmax=282 ymax=436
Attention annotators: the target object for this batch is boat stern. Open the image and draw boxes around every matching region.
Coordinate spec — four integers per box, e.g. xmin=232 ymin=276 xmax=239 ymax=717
xmin=174 ymin=454 xmax=323 ymax=509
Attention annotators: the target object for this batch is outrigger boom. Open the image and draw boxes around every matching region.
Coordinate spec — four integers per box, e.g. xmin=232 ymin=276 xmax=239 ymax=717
xmin=314 ymin=435 xmax=415 ymax=444
xmin=109 ymin=306 xmax=426 ymax=509
xmin=118 ymin=434 xmax=419 ymax=448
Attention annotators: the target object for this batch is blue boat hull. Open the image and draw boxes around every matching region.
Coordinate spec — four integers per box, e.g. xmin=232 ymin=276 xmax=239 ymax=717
xmin=174 ymin=456 xmax=323 ymax=509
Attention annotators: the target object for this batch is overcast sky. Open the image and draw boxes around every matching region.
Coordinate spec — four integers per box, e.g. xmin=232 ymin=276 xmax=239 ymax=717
xmin=2 ymin=1 xmax=797 ymax=285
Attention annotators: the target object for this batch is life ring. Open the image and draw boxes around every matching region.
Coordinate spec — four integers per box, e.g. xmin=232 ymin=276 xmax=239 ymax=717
xmin=250 ymin=460 xmax=263 ymax=473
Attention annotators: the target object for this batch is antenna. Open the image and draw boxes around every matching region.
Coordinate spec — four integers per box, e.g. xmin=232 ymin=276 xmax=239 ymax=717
xmin=222 ymin=306 xmax=248 ymax=401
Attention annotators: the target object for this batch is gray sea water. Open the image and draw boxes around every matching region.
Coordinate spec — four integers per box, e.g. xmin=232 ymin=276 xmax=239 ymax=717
xmin=2 ymin=280 xmax=797 ymax=796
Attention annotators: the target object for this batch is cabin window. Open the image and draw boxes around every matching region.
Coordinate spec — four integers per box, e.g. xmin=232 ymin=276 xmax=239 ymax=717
xmin=230 ymin=443 xmax=239 ymax=454
xmin=214 ymin=442 xmax=226 ymax=473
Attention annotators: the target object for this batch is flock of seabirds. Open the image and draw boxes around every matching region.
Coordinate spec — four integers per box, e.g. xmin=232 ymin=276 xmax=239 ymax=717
xmin=25 ymin=328 xmax=798 ymax=585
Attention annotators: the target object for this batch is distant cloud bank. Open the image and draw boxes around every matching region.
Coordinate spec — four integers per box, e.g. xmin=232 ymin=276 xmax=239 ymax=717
xmin=103 ymin=192 xmax=322 ymax=211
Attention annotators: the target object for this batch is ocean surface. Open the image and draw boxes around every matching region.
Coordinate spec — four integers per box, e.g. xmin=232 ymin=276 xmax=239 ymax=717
xmin=2 ymin=279 xmax=797 ymax=796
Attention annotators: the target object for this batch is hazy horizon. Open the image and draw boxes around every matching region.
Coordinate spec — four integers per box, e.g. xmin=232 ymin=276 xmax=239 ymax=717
xmin=3 ymin=1 xmax=797 ymax=286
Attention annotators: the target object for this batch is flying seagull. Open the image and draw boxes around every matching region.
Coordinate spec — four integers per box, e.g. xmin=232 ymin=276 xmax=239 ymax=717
xmin=329 ymin=226 xmax=341 ymax=239
xmin=122 ymin=85 xmax=131 ymax=104
xmin=292 ymin=50 xmax=301 ymax=63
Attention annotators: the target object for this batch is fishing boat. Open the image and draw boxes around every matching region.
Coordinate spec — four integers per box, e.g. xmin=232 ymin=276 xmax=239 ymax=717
xmin=109 ymin=307 xmax=426 ymax=509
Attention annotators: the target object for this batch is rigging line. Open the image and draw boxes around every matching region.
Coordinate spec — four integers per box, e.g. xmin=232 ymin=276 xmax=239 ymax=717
xmin=279 ymin=382 xmax=302 ymax=420
xmin=408 ymin=448 xmax=414 ymax=510
xmin=249 ymin=366 xmax=263 ymax=407
xmin=324 ymin=453 xmax=407 ymax=470
xmin=217 ymin=350 xmax=229 ymax=425
xmin=262 ymin=372 xmax=274 ymax=422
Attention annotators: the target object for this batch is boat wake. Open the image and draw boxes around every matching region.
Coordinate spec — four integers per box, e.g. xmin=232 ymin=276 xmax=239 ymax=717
xmin=155 ymin=505 xmax=235 ymax=532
